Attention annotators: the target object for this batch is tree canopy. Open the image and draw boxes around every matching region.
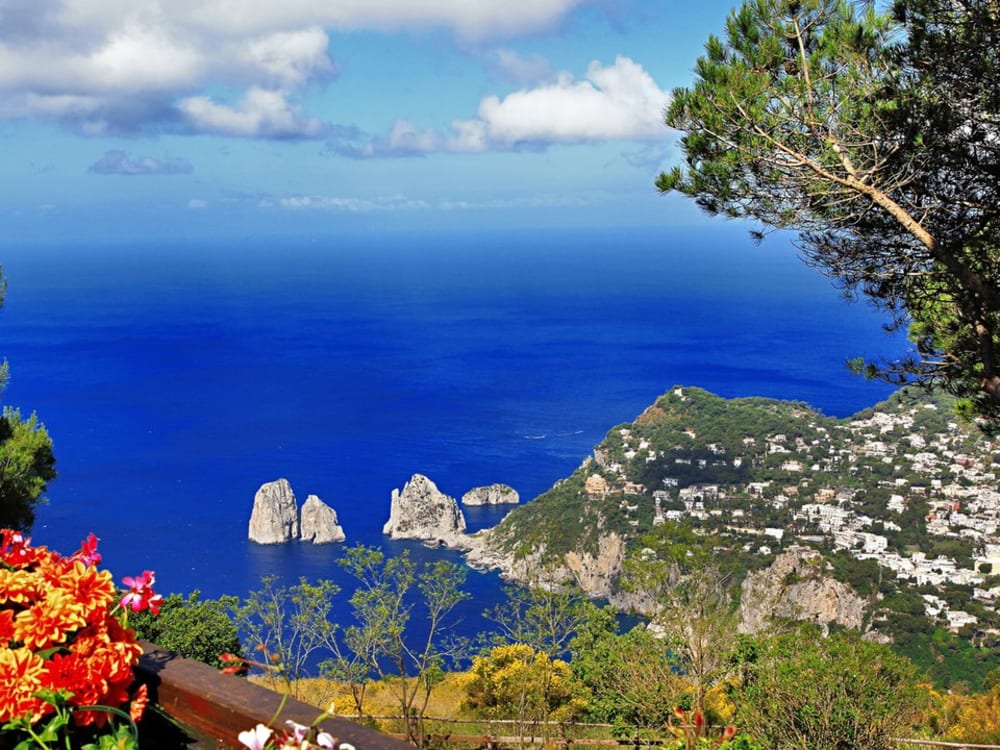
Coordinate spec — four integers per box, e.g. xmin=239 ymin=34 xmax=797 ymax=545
xmin=659 ymin=0 xmax=1000 ymax=424
xmin=0 ymin=269 xmax=56 ymax=529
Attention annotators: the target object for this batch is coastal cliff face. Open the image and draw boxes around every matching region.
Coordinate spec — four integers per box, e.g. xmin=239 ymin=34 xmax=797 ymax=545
xmin=739 ymin=546 xmax=868 ymax=634
xmin=462 ymin=483 xmax=519 ymax=506
xmin=248 ymin=479 xmax=300 ymax=544
xmin=383 ymin=474 xmax=468 ymax=548
xmin=300 ymin=494 xmax=346 ymax=544
xmin=465 ymin=528 xmax=626 ymax=602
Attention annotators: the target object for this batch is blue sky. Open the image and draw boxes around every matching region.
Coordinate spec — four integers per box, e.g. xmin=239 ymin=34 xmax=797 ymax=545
xmin=0 ymin=1 xmax=745 ymax=242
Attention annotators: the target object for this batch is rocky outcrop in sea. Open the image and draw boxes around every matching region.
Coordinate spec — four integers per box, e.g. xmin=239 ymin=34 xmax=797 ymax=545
xmin=248 ymin=479 xmax=345 ymax=545
xmin=383 ymin=474 xmax=469 ymax=548
xmin=300 ymin=494 xmax=346 ymax=544
xmin=248 ymin=479 xmax=300 ymax=544
xmin=462 ymin=483 xmax=519 ymax=506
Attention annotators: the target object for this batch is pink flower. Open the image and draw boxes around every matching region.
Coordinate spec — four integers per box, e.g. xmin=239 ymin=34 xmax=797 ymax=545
xmin=315 ymin=732 xmax=336 ymax=749
xmin=238 ymin=724 xmax=274 ymax=750
xmin=70 ymin=533 xmax=102 ymax=566
xmin=120 ymin=570 xmax=164 ymax=614
xmin=284 ymin=721 xmax=309 ymax=744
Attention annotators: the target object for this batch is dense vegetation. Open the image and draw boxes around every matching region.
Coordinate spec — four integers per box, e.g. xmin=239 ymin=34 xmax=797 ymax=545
xmin=148 ymin=559 xmax=1000 ymax=750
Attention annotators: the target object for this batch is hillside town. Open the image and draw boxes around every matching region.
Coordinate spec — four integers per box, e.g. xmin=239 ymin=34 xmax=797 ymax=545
xmin=583 ymin=387 xmax=1000 ymax=637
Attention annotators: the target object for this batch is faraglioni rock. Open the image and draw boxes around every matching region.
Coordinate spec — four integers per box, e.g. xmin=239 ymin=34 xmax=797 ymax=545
xmin=300 ymin=494 xmax=346 ymax=544
xmin=248 ymin=478 xmax=300 ymax=544
xmin=461 ymin=483 xmax=519 ymax=506
xmin=383 ymin=474 xmax=469 ymax=548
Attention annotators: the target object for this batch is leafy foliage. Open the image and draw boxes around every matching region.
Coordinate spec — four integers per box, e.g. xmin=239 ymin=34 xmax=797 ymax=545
xmin=569 ymin=616 xmax=688 ymax=733
xmin=324 ymin=545 xmax=469 ymax=744
xmin=0 ymin=408 xmax=57 ymax=530
xmin=0 ymin=269 xmax=57 ymax=531
xmin=129 ymin=590 xmax=242 ymax=669
xmin=734 ymin=625 xmax=919 ymax=750
xmin=230 ymin=576 xmax=340 ymax=698
xmin=461 ymin=644 xmax=580 ymax=723
xmin=661 ymin=0 xmax=1000 ymax=423
xmin=483 ymin=582 xmax=601 ymax=660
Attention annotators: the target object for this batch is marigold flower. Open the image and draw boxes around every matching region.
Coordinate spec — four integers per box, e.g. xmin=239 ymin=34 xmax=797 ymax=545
xmin=0 ymin=567 xmax=41 ymax=604
xmin=14 ymin=590 xmax=87 ymax=650
xmin=0 ymin=647 xmax=46 ymax=722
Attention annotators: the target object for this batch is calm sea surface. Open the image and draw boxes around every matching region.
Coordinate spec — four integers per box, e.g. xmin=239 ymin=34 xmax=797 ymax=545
xmin=0 ymin=226 xmax=905 ymax=637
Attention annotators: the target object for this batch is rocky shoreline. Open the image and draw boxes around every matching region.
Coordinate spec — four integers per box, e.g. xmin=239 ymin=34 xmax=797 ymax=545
xmin=246 ymin=470 xmax=862 ymax=636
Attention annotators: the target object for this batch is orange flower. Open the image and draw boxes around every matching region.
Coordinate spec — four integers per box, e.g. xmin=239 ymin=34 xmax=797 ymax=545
xmin=129 ymin=683 xmax=149 ymax=722
xmin=13 ymin=590 xmax=87 ymax=650
xmin=0 ymin=530 xmax=151 ymax=731
xmin=0 ymin=647 xmax=46 ymax=722
xmin=64 ymin=562 xmax=117 ymax=618
xmin=0 ymin=567 xmax=41 ymax=605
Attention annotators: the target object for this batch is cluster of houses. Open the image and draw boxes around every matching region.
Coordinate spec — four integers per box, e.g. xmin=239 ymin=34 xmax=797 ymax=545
xmin=583 ymin=391 xmax=1000 ymax=634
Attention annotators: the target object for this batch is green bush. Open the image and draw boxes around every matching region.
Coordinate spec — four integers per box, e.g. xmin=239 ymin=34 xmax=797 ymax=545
xmin=130 ymin=590 xmax=242 ymax=669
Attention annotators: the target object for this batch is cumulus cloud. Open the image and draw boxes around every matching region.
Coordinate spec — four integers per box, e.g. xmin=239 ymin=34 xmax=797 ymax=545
xmin=0 ymin=1 xmax=587 ymax=136
xmin=88 ymin=150 xmax=193 ymax=175
xmin=467 ymin=56 xmax=668 ymax=146
xmin=334 ymin=56 xmax=669 ymax=157
xmin=180 ymin=88 xmax=325 ymax=138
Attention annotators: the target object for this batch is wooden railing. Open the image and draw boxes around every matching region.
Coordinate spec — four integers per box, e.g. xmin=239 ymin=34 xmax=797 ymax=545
xmin=134 ymin=643 xmax=415 ymax=750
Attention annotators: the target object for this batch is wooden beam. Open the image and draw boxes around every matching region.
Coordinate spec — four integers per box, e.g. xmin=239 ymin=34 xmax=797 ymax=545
xmin=135 ymin=643 xmax=415 ymax=750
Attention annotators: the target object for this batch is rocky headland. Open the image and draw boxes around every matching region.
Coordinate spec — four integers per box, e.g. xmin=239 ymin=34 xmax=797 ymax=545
xmin=451 ymin=385 xmax=1000 ymax=649
xmin=248 ymin=479 xmax=345 ymax=544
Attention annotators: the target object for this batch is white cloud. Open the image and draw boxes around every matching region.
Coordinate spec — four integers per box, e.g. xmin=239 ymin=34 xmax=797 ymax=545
xmin=237 ymin=28 xmax=334 ymax=88
xmin=188 ymin=198 xmax=209 ymax=209
xmin=334 ymin=56 xmax=669 ymax=157
xmin=179 ymin=88 xmax=324 ymax=138
xmin=0 ymin=1 xmax=588 ymax=135
xmin=467 ymin=56 xmax=668 ymax=147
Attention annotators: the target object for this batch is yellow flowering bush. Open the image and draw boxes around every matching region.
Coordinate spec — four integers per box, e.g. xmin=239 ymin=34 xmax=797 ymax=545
xmin=0 ymin=529 xmax=159 ymax=746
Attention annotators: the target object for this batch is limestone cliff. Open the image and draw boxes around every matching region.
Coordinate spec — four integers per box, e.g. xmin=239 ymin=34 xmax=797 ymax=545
xmin=739 ymin=546 xmax=868 ymax=634
xmin=248 ymin=479 xmax=300 ymax=544
xmin=462 ymin=483 xmax=519 ymax=506
xmin=383 ymin=474 xmax=469 ymax=548
xmin=465 ymin=528 xmax=627 ymax=603
xmin=300 ymin=494 xmax=346 ymax=544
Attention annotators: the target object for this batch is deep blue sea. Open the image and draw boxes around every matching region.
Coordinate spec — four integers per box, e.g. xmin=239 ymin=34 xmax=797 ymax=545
xmin=0 ymin=225 xmax=905 ymax=639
